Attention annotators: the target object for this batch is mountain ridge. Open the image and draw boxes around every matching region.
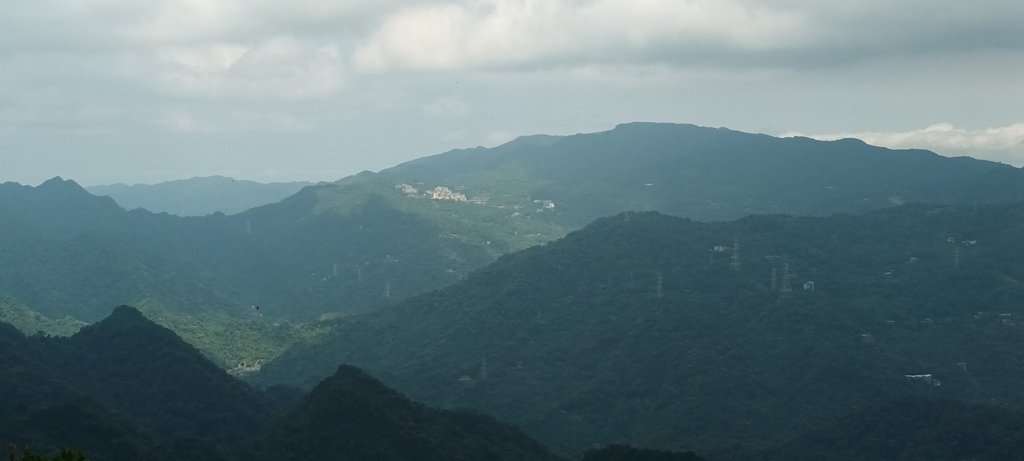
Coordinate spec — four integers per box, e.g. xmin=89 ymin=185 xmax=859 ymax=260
xmin=86 ymin=176 xmax=314 ymax=217
xmin=255 ymin=203 xmax=1024 ymax=454
xmin=9 ymin=121 xmax=1024 ymax=364
xmin=0 ymin=306 xmax=566 ymax=461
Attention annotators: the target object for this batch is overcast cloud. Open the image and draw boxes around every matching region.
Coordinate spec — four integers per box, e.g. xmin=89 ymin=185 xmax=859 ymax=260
xmin=1 ymin=0 xmax=1022 ymax=185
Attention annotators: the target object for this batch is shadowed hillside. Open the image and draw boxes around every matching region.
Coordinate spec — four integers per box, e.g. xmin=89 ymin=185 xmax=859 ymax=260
xmin=257 ymin=203 xmax=1024 ymax=454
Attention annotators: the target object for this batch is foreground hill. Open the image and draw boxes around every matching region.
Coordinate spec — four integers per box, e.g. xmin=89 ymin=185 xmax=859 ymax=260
xmin=0 ymin=307 xmax=564 ymax=461
xmin=744 ymin=398 xmax=1024 ymax=461
xmin=6 ymin=307 xmax=1019 ymax=461
xmin=0 ymin=319 xmax=183 ymax=461
xmin=40 ymin=306 xmax=272 ymax=449
xmin=261 ymin=364 xmax=561 ymax=461
xmin=86 ymin=176 xmax=312 ymax=216
xmin=256 ymin=204 xmax=1024 ymax=454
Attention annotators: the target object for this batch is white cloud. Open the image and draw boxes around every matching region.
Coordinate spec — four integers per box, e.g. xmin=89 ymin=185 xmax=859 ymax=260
xmin=797 ymin=122 xmax=1024 ymax=166
xmin=1 ymin=0 xmax=1023 ymax=184
xmin=353 ymin=0 xmax=811 ymax=72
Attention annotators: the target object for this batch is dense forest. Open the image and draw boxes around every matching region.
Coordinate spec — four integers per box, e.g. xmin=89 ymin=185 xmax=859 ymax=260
xmin=7 ymin=123 xmax=1024 ymax=329
xmin=256 ymin=204 xmax=1024 ymax=455
xmin=5 ymin=306 xmax=1022 ymax=461
xmin=6 ymin=123 xmax=1024 ymax=460
xmin=0 ymin=307 xmax=563 ymax=461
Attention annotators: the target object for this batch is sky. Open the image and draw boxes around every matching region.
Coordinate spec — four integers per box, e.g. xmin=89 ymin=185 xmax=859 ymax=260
xmin=1 ymin=0 xmax=1022 ymax=186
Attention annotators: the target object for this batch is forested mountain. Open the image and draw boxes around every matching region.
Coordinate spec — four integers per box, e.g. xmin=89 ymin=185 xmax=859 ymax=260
xmin=7 ymin=122 xmax=1024 ymax=363
xmin=0 ymin=316 xmax=198 ymax=461
xmin=86 ymin=176 xmax=312 ymax=216
xmin=40 ymin=306 xmax=272 ymax=450
xmin=0 ymin=175 xmax=562 ymax=366
xmin=742 ymin=398 xmax=1024 ymax=461
xmin=216 ymin=176 xmax=563 ymax=320
xmin=255 ymin=204 xmax=1024 ymax=455
xmin=0 ymin=178 xmax=240 ymax=322
xmin=260 ymin=364 xmax=562 ymax=461
xmin=380 ymin=122 xmax=1024 ymax=226
xmin=8 ymin=123 xmax=1024 ymax=459
xmin=0 ymin=307 xmax=563 ymax=461
xmin=1 ymin=175 xmax=561 ymax=324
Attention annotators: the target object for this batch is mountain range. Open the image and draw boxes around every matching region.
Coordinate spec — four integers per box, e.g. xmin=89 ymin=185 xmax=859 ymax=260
xmin=8 ymin=121 xmax=1024 ymax=371
xmin=85 ymin=176 xmax=313 ymax=217
xmin=379 ymin=122 xmax=1024 ymax=225
xmin=5 ymin=305 xmax=1021 ymax=461
xmin=6 ymin=122 xmax=1024 ymax=459
xmin=255 ymin=204 xmax=1024 ymax=455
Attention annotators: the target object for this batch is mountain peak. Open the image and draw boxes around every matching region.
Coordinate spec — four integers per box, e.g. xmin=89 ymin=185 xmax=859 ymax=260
xmin=268 ymin=363 xmax=562 ymax=461
xmin=307 ymin=364 xmax=404 ymax=404
xmin=60 ymin=305 xmax=272 ymax=445
xmin=74 ymin=305 xmax=186 ymax=348
xmin=38 ymin=176 xmax=84 ymax=191
xmin=108 ymin=304 xmax=148 ymax=321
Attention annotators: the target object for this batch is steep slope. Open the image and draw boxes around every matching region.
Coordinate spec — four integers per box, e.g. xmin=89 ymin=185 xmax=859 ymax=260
xmin=0 ymin=178 xmax=240 ymax=322
xmin=10 ymin=122 xmax=1024 ymax=349
xmin=0 ymin=175 xmax=562 ymax=325
xmin=3 ymin=308 xmax=566 ymax=461
xmin=260 ymin=364 xmax=563 ymax=461
xmin=381 ymin=122 xmax=1024 ymax=226
xmin=257 ymin=204 xmax=1024 ymax=454
xmin=40 ymin=306 xmax=272 ymax=449
xmin=87 ymin=176 xmax=312 ymax=216
xmin=214 ymin=177 xmax=563 ymax=319
xmin=0 ymin=322 xmax=172 ymax=461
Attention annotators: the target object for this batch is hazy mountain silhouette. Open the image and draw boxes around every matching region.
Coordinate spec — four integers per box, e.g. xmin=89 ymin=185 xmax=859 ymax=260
xmin=87 ymin=176 xmax=312 ymax=217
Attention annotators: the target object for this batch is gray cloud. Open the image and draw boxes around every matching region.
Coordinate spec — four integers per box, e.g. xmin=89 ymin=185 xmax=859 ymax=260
xmin=0 ymin=0 xmax=1021 ymax=185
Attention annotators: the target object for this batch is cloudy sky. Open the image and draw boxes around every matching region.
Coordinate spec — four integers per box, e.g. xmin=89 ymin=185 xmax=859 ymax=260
xmin=2 ymin=0 xmax=1022 ymax=185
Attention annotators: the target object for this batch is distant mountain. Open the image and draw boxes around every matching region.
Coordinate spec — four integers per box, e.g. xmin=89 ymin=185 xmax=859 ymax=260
xmin=0 ymin=297 xmax=85 ymax=337
xmin=0 ymin=178 xmax=240 ymax=322
xmin=256 ymin=204 xmax=1024 ymax=454
xmin=217 ymin=175 xmax=563 ymax=320
xmin=9 ymin=122 xmax=1024 ymax=358
xmin=0 ymin=175 xmax=562 ymax=357
xmin=0 ymin=306 xmax=564 ymax=461
xmin=86 ymin=176 xmax=313 ymax=216
xmin=381 ymin=122 xmax=1024 ymax=226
